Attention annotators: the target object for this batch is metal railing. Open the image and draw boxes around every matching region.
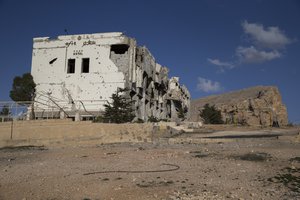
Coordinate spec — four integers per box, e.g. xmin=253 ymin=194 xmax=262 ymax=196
xmin=0 ymin=98 xmax=106 ymax=122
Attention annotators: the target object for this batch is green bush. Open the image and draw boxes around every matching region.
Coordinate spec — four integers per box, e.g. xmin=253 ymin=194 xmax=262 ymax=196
xmin=148 ymin=116 xmax=160 ymax=122
xmin=102 ymin=88 xmax=135 ymax=123
xmin=134 ymin=118 xmax=145 ymax=123
xmin=199 ymin=104 xmax=223 ymax=124
xmin=160 ymin=119 xmax=169 ymax=122
xmin=177 ymin=106 xmax=188 ymax=121
xmin=93 ymin=116 xmax=104 ymax=123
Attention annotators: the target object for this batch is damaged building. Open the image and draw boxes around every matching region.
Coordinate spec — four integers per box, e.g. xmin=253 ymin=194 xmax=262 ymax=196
xmin=31 ymin=32 xmax=190 ymax=121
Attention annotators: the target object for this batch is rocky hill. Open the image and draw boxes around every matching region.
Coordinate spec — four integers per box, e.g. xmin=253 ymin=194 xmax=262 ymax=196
xmin=190 ymin=86 xmax=288 ymax=126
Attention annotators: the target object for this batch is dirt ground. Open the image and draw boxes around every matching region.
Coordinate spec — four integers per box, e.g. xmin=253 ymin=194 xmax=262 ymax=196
xmin=0 ymin=128 xmax=300 ymax=200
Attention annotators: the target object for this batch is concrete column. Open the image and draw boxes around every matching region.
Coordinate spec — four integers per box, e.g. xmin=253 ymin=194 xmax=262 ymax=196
xmin=171 ymin=100 xmax=178 ymax=121
xmin=60 ymin=109 xmax=65 ymax=119
xmin=75 ymin=111 xmax=81 ymax=121
xmin=26 ymin=111 xmax=30 ymax=120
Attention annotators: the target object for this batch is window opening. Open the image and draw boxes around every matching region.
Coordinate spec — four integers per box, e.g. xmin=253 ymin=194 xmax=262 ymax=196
xmin=110 ymin=44 xmax=129 ymax=54
xmin=82 ymin=58 xmax=90 ymax=73
xmin=67 ymin=59 xmax=75 ymax=73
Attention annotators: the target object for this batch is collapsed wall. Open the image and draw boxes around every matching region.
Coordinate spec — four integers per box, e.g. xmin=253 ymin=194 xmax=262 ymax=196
xmin=31 ymin=32 xmax=190 ymax=121
xmin=190 ymin=86 xmax=288 ymax=126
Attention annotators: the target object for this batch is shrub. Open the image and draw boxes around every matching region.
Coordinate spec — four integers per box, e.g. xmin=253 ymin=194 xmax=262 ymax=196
xmin=93 ymin=116 xmax=105 ymax=123
xmin=177 ymin=106 xmax=188 ymax=121
xmin=102 ymin=88 xmax=135 ymax=123
xmin=148 ymin=116 xmax=160 ymax=122
xmin=134 ymin=118 xmax=145 ymax=123
xmin=199 ymin=104 xmax=223 ymax=124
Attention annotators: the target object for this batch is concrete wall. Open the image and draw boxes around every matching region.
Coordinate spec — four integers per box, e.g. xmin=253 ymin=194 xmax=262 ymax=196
xmin=32 ymin=33 xmax=129 ymax=116
xmin=0 ymin=120 xmax=154 ymax=147
xmin=31 ymin=32 xmax=191 ymax=121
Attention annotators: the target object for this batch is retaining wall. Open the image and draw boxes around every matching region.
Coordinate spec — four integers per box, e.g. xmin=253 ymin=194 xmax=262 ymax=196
xmin=0 ymin=119 xmax=155 ymax=147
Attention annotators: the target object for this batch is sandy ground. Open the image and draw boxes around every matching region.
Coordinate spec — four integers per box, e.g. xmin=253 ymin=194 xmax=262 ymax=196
xmin=0 ymin=128 xmax=300 ymax=200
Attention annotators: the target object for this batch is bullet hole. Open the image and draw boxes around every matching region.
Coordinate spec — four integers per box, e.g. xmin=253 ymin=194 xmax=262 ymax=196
xmin=49 ymin=58 xmax=57 ymax=64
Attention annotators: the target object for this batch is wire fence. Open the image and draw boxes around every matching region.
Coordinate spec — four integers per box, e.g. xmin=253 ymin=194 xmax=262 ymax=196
xmin=0 ymin=101 xmax=30 ymax=122
xmin=0 ymin=99 xmax=106 ymax=122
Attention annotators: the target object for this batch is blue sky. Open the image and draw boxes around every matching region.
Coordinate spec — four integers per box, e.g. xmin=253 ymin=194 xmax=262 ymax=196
xmin=0 ymin=0 xmax=299 ymax=122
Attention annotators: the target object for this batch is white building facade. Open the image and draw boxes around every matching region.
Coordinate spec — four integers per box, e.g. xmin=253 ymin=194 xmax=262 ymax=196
xmin=31 ymin=32 xmax=190 ymax=121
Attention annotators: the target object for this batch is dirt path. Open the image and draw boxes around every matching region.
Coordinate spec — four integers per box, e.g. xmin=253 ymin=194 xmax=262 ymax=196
xmin=0 ymin=133 xmax=300 ymax=200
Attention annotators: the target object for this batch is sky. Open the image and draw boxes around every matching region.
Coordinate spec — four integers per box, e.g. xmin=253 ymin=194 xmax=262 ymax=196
xmin=0 ymin=0 xmax=300 ymax=123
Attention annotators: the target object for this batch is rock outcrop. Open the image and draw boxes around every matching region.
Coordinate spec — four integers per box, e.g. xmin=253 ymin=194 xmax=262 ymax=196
xmin=190 ymin=86 xmax=288 ymax=126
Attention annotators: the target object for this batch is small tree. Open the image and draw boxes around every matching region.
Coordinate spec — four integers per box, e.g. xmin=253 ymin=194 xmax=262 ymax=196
xmin=0 ymin=105 xmax=11 ymax=122
xmin=199 ymin=104 xmax=223 ymax=124
xmin=10 ymin=73 xmax=36 ymax=119
xmin=177 ymin=106 xmax=188 ymax=121
xmin=102 ymin=88 xmax=135 ymax=123
xmin=0 ymin=105 xmax=10 ymax=116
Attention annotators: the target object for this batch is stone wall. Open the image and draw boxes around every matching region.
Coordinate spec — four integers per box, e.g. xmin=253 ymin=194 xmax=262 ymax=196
xmin=0 ymin=119 xmax=154 ymax=147
xmin=190 ymin=86 xmax=288 ymax=126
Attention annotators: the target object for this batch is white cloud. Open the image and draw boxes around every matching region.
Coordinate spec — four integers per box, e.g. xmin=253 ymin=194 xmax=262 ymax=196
xmin=236 ymin=46 xmax=281 ymax=63
xmin=242 ymin=21 xmax=291 ymax=49
xmin=208 ymin=21 xmax=292 ymax=70
xmin=197 ymin=77 xmax=222 ymax=93
xmin=207 ymin=58 xmax=235 ymax=68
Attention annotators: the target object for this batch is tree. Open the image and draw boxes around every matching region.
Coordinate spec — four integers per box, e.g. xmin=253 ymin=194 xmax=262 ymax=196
xmin=0 ymin=105 xmax=10 ymax=116
xmin=10 ymin=73 xmax=36 ymax=119
xmin=0 ymin=105 xmax=11 ymax=122
xmin=199 ymin=104 xmax=223 ymax=124
xmin=102 ymin=88 xmax=135 ymax=123
xmin=177 ymin=106 xmax=188 ymax=121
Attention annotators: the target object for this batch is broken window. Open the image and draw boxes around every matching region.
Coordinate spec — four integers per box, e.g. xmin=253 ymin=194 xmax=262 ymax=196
xmin=150 ymin=102 xmax=153 ymax=108
xmin=130 ymin=90 xmax=136 ymax=98
xmin=81 ymin=58 xmax=90 ymax=73
xmin=67 ymin=59 xmax=75 ymax=73
xmin=110 ymin=44 xmax=129 ymax=54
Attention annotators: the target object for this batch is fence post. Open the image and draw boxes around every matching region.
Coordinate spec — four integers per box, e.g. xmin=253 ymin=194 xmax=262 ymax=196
xmin=10 ymin=119 xmax=13 ymax=139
